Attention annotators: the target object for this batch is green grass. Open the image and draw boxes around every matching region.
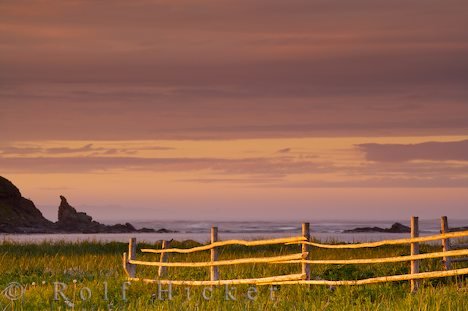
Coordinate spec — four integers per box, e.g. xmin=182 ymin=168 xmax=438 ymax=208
xmin=0 ymin=240 xmax=467 ymax=310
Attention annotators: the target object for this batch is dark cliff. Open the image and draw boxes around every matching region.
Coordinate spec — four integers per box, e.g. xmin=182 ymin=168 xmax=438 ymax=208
xmin=0 ymin=176 xmax=54 ymax=233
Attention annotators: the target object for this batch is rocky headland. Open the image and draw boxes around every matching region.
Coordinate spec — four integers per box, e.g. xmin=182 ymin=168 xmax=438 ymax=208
xmin=0 ymin=176 xmax=174 ymax=234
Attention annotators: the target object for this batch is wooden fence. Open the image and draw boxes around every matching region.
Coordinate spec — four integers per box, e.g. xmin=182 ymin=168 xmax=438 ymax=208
xmin=123 ymin=216 xmax=468 ymax=292
xmin=440 ymin=216 xmax=468 ymax=269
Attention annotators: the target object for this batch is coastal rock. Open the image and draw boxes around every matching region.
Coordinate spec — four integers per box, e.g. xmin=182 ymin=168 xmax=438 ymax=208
xmin=56 ymin=195 xmax=98 ymax=232
xmin=0 ymin=176 xmax=54 ymax=233
xmin=56 ymin=195 xmax=157 ymax=233
xmin=343 ymin=222 xmax=410 ymax=233
xmin=0 ymin=176 xmax=173 ymax=234
xmin=155 ymin=228 xmax=176 ymax=233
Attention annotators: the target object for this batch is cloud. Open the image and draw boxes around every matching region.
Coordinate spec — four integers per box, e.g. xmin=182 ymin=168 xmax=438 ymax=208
xmin=276 ymin=148 xmax=291 ymax=154
xmin=267 ymin=177 xmax=468 ymax=188
xmin=0 ymin=155 xmax=332 ymax=176
xmin=0 ymin=146 xmax=42 ymax=155
xmin=1 ymin=150 xmax=468 ymax=187
xmin=46 ymin=144 xmax=94 ymax=154
xmin=1 ymin=1 xmax=468 ymax=140
xmin=357 ymin=140 xmax=468 ymax=162
xmin=176 ymin=177 xmax=281 ymax=185
xmin=1 ymin=100 xmax=467 ymax=141
xmin=0 ymin=144 xmax=98 ymax=155
xmin=0 ymin=144 xmax=174 ymax=155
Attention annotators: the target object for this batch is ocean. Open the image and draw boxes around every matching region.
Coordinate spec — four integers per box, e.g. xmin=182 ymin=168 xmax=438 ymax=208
xmin=2 ymin=218 xmax=467 ymax=244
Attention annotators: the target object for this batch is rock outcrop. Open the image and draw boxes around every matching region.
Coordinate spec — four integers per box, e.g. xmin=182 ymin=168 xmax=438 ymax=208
xmin=0 ymin=176 xmax=54 ymax=233
xmin=56 ymin=195 xmax=157 ymax=233
xmin=57 ymin=195 xmax=94 ymax=231
xmin=343 ymin=222 xmax=410 ymax=233
xmin=0 ymin=176 xmax=170 ymax=234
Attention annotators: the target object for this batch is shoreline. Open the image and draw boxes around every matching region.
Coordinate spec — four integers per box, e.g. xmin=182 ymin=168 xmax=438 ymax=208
xmin=0 ymin=231 xmax=446 ymax=245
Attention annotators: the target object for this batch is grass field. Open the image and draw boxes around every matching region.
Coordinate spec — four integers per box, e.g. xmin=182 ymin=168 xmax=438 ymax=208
xmin=0 ymin=239 xmax=467 ymax=310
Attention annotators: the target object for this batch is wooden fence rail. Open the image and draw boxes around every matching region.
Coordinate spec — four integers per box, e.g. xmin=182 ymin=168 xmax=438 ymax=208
xmin=123 ymin=216 xmax=468 ymax=292
xmin=289 ymin=230 xmax=468 ymax=248
xmin=129 ymin=252 xmax=306 ymax=267
xmin=141 ymin=236 xmax=306 ymax=253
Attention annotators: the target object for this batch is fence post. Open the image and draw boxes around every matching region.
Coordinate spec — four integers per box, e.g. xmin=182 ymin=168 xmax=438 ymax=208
xmin=410 ymin=216 xmax=420 ymax=293
xmin=158 ymin=240 xmax=171 ymax=278
xmin=302 ymin=222 xmax=310 ymax=280
xmin=127 ymin=237 xmax=137 ymax=278
xmin=440 ymin=216 xmax=452 ymax=270
xmin=210 ymin=226 xmax=219 ymax=281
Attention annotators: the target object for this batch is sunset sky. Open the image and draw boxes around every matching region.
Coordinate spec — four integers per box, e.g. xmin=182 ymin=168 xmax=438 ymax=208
xmin=1 ymin=1 xmax=467 ymax=221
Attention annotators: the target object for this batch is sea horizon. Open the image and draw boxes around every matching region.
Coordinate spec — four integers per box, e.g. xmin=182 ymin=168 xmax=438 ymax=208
xmin=3 ymin=218 xmax=466 ymax=244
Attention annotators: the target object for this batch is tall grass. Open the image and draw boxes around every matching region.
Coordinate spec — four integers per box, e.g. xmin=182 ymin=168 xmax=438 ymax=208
xmin=0 ymin=240 xmax=466 ymax=310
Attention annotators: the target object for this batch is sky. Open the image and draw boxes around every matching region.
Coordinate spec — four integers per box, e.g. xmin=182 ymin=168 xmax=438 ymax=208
xmin=1 ymin=0 xmax=467 ymax=222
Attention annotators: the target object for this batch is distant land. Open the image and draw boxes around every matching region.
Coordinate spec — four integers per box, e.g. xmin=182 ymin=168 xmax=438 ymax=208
xmin=343 ymin=222 xmax=410 ymax=233
xmin=0 ymin=176 xmax=175 ymax=234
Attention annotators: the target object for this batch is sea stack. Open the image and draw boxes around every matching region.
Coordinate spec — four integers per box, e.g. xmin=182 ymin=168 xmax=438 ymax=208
xmin=56 ymin=195 xmax=157 ymax=233
xmin=56 ymin=195 xmax=105 ymax=233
